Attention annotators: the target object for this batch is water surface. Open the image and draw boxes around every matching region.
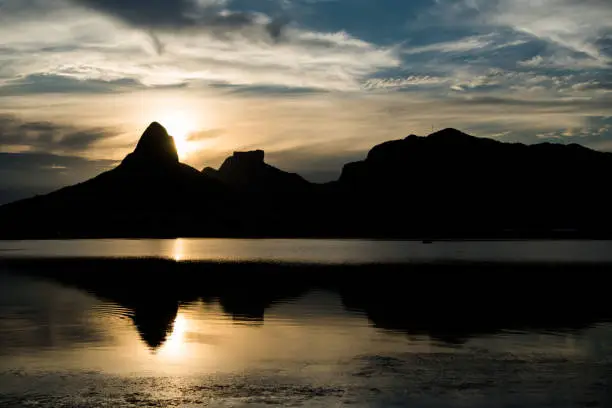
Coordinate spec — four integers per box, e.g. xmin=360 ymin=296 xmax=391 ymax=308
xmin=1 ymin=238 xmax=612 ymax=263
xmin=0 ymin=239 xmax=611 ymax=407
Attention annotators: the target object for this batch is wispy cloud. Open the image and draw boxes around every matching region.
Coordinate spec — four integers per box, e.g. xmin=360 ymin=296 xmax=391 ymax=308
xmin=402 ymin=34 xmax=497 ymax=54
xmin=0 ymin=2 xmax=400 ymax=92
xmin=446 ymin=0 xmax=612 ymax=68
xmin=362 ymin=75 xmax=447 ymax=90
xmin=518 ymin=53 xmax=610 ymax=70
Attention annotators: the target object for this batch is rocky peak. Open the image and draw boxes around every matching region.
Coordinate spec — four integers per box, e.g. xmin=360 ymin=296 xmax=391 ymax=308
xmin=202 ymin=149 xmax=310 ymax=192
xmin=214 ymin=150 xmax=265 ymax=175
xmin=227 ymin=150 xmax=265 ymax=167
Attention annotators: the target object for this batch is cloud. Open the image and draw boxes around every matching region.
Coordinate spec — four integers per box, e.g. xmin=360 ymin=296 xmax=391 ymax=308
xmin=518 ymin=53 xmax=610 ymax=70
xmin=0 ymin=0 xmax=64 ymax=17
xmin=0 ymin=1 xmax=401 ymax=92
xmin=209 ymin=83 xmax=323 ymax=95
xmin=451 ymin=0 xmax=612 ymax=68
xmin=450 ymin=95 xmax=611 ymax=111
xmin=0 ymin=152 xmax=115 ymax=174
xmin=0 ymin=114 xmax=117 ymax=153
xmin=444 ymin=67 xmax=612 ymax=98
xmin=403 ymin=34 xmax=496 ymax=54
xmin=362 ymin=75 xmax=448 ymax=90
xmin=70 ymin=0 xmax=289 ymax=41
xmin=154 ymin=26 xmax=400 ymax=90
xmin=518 ymin=55 xmax=545 ymax=68
xmin=0 ymin=74 xmax=150 ymax=95
xmin=0 ymin=0 xmax=611 ymax=189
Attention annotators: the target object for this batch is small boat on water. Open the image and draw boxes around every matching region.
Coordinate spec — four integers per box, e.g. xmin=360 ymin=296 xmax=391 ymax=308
xmin=422 ymin=239 xmax=433 ymax=244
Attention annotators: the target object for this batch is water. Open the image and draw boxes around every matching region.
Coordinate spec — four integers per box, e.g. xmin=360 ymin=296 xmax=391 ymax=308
xmin=0 ymin=239 xmax=611 ymax=407
xmin=1 ymin=238 xmax=612 ymax=263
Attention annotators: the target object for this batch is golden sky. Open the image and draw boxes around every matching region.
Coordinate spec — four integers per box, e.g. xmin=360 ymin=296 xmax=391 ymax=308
xmin=0 ymin=0 xmax=611 ymax=201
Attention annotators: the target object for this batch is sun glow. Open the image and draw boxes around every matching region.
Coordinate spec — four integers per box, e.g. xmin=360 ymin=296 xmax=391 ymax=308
xmin=161 ymin=112 xmax=196 ymax=160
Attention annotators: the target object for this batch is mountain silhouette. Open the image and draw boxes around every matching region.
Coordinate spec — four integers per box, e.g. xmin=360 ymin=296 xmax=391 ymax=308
xmin=124 ymin=122 xmax=179 ymax=165
xmin=0 ymin=122 xmax=230 ymax=238
xmin=1 ymin=124 xmax=612 ymax=238
xmin=202 ymin=149 xmax=310 ymax=192
xmin=337 ymin=128 xmax=612 ymax=237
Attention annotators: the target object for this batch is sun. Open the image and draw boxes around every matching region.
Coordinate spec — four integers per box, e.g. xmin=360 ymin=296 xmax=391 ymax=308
xmin=160 ymin=112 xmax=196 ymax=160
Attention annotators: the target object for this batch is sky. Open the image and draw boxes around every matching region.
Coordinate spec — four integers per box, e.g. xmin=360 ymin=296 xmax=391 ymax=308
xmin=0 ymin=0 xmax=611 ymax=202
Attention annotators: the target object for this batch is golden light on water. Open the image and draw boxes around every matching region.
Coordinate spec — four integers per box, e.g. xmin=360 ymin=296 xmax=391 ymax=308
xmin=158 ymin=314 xmax=188 ymax=360
xmin=172 ymin=238 xmax=185 ymax=262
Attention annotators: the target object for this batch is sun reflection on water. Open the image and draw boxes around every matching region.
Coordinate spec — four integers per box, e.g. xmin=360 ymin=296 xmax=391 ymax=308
xmin=172 ymin=238 xmax=185 ymax=262
xmin=158 ymin=314 xmax=188 ymax=360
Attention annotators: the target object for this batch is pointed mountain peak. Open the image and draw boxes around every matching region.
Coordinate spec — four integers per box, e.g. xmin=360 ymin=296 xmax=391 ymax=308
xmin=134 ymin=122 xmax=179 ymax=162
xmin=144 ymin=121 xmax=166 ymax=134
xmin=122 ymin=122 xmax=179 ymax=167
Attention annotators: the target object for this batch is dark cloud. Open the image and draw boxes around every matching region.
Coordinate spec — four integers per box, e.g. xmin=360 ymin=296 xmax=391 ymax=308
xmin=209 ymin=82 xmax=324 ymax=96
xmin=149 ymin=31 xmax=166 ymax=55
xmin=69 ymin=0 xmax=289 ymax=40
xmin=0 ymin=74 xmax=187 ymax=96
xmin=0 ymin=116 xmax=119 ymax=203
xmin=595 ymin=32 xmax=612 ymax=59
xmin=496 ymin=116 xmax=612 ymax=151
xmin=0 ymin=0 xmax=59 ymax=17
xmin=0 ymin=152 xmax=117 ymax=204
xmin=0 ymin=151 xmax=115 ymax=173
xmin=454 ymin=95 xmax=612 ymax=111
xmin=0 ymin=114 xmax=116 ymax=152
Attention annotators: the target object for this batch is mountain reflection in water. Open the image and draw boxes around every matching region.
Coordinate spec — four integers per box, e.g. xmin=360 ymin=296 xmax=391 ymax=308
xmin=1 ymin=256 xmax=612 ymax=408
xmin=2 ymin=257 xmax=611 ymax=350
